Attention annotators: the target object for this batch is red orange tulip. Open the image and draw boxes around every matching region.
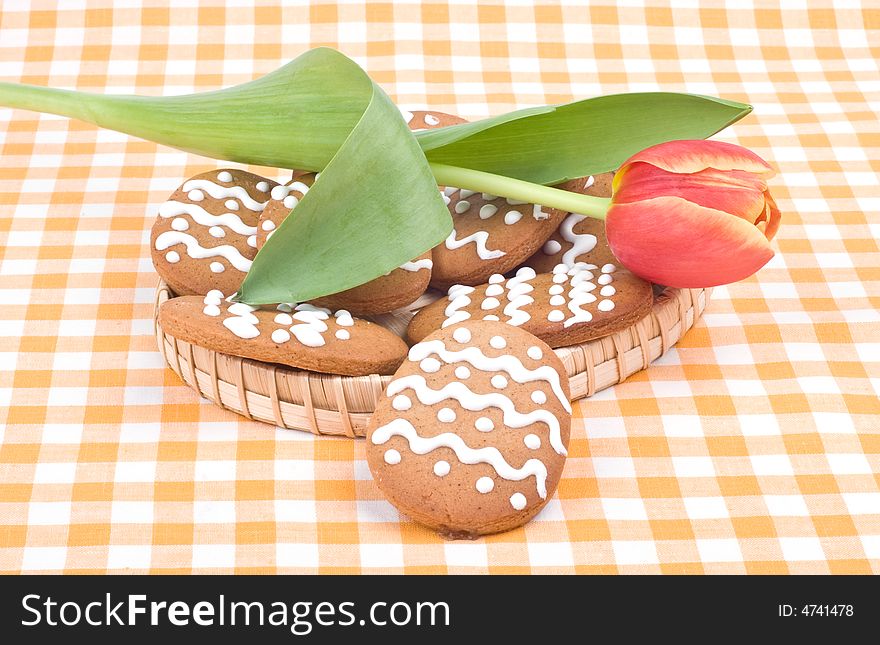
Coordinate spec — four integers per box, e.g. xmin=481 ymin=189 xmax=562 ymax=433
xmin=605 ymin=139 xmax=781 ymax=288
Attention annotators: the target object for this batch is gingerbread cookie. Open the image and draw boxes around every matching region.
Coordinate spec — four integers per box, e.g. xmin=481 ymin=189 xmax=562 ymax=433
xmin=401 ymin=109 xmax=467 ymax=131
xmin=256 ymin=178 xmax=434 ymax=316
xmin=524 ymin=172 xmax=619 ymax=273
xmin=430 ymin=190 xmax=567 ymax=290
xmin=366 ymin=320 xmax=571 ymax=536
xmin=158 ymin=292 xmax=408 ymax=376
xmin=408 ymin=263 xmax=654 ymax=348
xmin=151 ymin=169 xmax=279 ymax=296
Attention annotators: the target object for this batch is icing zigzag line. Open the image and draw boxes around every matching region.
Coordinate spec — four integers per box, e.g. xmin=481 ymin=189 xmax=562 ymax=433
xmin=372 ymin=418 xmax=548 ymax=498
xmin=407 ymin=340 xmax=572 ymax=414
xmin=154 ymin=231 xmax=253 ymax=271
xmin=387 ymin=375 xmax=567 ymax=457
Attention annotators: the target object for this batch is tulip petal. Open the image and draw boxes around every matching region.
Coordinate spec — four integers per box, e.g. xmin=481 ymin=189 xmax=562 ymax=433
xmin=605 ymin=196 xmax=775 ymax=288
xmin=756 ymin=189 xmax=782 ymax=241
xmin=619 ymin=139 xmax=774 ymax=177
xmin=612 ymin=163 xmax=768 ymax=224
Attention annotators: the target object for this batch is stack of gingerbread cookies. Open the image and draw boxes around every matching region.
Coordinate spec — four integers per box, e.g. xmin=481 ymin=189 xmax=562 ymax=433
xmin=154 ymin=111 xmax=655 ymax=536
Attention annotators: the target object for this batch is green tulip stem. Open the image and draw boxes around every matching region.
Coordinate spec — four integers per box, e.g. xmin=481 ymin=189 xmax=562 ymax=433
xmin=429 ymin=163 xmax=611 ymax=220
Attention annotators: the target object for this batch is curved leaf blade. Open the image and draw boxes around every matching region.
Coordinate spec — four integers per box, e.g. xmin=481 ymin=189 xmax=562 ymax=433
xmin=236 ymin=67 xmax=451 ymax=304
xmin=417 ymin=93 xmax=752 ymax=184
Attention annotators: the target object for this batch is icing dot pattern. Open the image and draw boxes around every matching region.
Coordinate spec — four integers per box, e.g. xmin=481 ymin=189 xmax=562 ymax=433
xmin=439 ymin=262 xmax=620 ymax=331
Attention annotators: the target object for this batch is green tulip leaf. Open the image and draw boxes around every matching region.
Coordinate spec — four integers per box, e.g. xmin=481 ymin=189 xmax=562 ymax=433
xmin=417 ymin=93 xmax=752 ymax=185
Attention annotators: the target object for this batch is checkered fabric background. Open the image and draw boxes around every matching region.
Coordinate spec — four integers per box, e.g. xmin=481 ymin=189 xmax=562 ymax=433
xmin=1 ymin=0 xmax=878 ymax=574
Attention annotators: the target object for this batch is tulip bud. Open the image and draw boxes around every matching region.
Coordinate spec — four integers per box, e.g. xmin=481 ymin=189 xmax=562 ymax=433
xmin=605 ymin=140 xmax=781 ymax=288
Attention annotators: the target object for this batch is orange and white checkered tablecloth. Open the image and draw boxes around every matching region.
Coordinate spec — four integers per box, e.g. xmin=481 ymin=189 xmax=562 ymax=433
xmin=1 ymin=1 xmax=878 ymax=574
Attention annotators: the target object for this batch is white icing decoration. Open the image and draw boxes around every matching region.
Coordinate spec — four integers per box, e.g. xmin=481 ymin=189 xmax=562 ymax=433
xmin=335 ymin=329 xmax=350 ymax=341
xmin=445 ymin=229 xmax=506 ymax=260
xmin=164 ymin=251 xmax=180 ymax=263
xmin=440 ymin=192 xmax=451 ymax=205
xmin=550 ymin=295 xmax=565 ymax=306
xmin=224 ymin=199 xmax=238 ymax=211
xmin=475 ymin=417 xmax=494 ymax=432
xmin=459 ymin=189 xmax=476 ymax=199
xmin=602 ymin=263 xmax=616 ymax=273
xmin=261 ymin=220 xmax=276 ymax=231
xmin=585 ymin=175 xmax=596 ymax=189
xmin=600 ymin=285 xmax=616 ymax=297
xmin=527 ymin=346 xmax=543 ymax=360
xmin=532 ymin=204 xmax=548 ymax=220
xmin=510 ymin=492 xmax=527 ymax=510
xmin=155 ymin=231 xmax=251 ymax=273
xmin=482 ymin=193 xmax=496 ymax=200
xmin=222 ymin=303 xmax=259 ymax=339
xmin=255 ymin=181 xmax=269 ymax=192
xmin=543 ymin=239 xmax=562 ymax=255
xmin=485 ymin=284 xmax=504 ymax=297
xmin=531 ymin=390 xmax=547 ymax=405
xmin=491 ymin=375 xmax=508 ymax=389
xmin=501 ymin=267 xmax=537 ymax=327
xmin=557 ymin=212 xmax=598 ymax=267
xmin=384 ymin=449 xmax=402 ymax=465
xmin=524 ymin=434 xmax=541 ymax=450
xmin=552 ymin=273 xmax=568 ymax=284
xmin=483 ymin=315 xmax=500 ymax=321
xmin=479 ymin=204 xmax=498 ymax=219
xmin=476 ymin=477 xmax=494 ymax=493
xmin=187 ymin=189 xmax=205 ymax=201
xmin=420 ymin=357 xmax=442 ymax=373
xmin=202 ymin=305 xmax=220 ymax=316
xmin=392 ymin=395 xmax=412 ymax=411
xmin=159 ymin=201 xmax=258 ymax=235
xmin=283 ymin=195 xmax=298 ymax=209
xmin=598 ymin=300 xmax=615 ymax=312
xmin=504 ymin=210 xmax=523 ymax=225
xmin=442 ymin=285 xmax=474 ymax=328
xmin=437 ymin=407 xmax=456 ymax=423
xmin=334 ymin=310 xmax=354 ymax=327
xmin=210 ymin=261 xmax=225 ymax=273
xmin=454 ymin=200 xmax=471 ymax=214
xmin=443 ymin=186 xmax=458 ymax=197
xmin=276 ymin=303 xmax=293 ymax=312
xmin=489 ymin=335 xmax=507 ymax=349
xmin=271 ymin=329 xmax=291 ymax=343
xmin=246 ymin=235 xmax=257 ymax=248
xmin=271 ymin=185 xmax=288 ymax=201
xmin=399 ymin=258 xmax=433 ymax=272
xmin=598 ymin=273 xmax=613 ymax=285
xmin=387 ymin=373 xmax=568 ymax=456
xmin=372 ymin=418 xmax=548 ymax=498
xmin=289 ymin=304 xmax=329 ymax=347
xmin=548 ymin=310 xmax=564 ymax=322
xmin=204 ymin=290 xmax=223 ymax=305
xmin=433 ymin=461 xmax=450 ymax=477
xmin=455 ymin=366 xmax=470 ymax=380
xmin=481 ymin=297 xmax=500 ymax=310
xmin=274 ymin=313 xmax=293 ymax=325
xmin=216 ymin=170 xmax=233 ymax=182
xmin=552 ymin=264 xmax=568 ymax=274
xmin=208 ymin=226 xmax=226 ymax=238
xmin=424 ymin=113 xmax=440 ymax=126
xmin=452 ymin=327 xmax=471 ymax=344
xmin=549 ymin=284 xmax=564 ymax=295
xmin=506 ymin=198 xmax=527 ymax=205
xmin=183 ymin=179 xmax=266 ymax=211
xmin=171 ymin=217 xmax=189 ymax=231
xmin=488 ymin=274 xmax=505 ymax=284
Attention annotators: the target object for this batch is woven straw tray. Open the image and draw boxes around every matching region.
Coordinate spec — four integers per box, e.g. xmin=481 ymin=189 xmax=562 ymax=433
xmin=154 ymin=280 xmax=709 ymax=437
